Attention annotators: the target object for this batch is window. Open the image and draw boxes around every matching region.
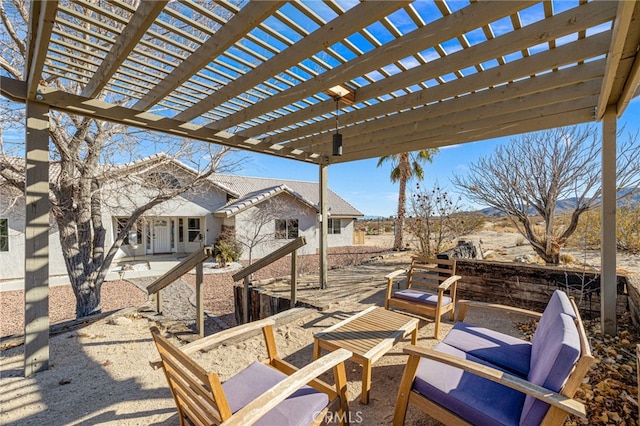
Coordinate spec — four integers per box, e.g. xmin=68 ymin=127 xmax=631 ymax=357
xmin=188 ymin=218 xmax=201 ymax=242
xmin=328 ymin=218 xmax=341 ymax=235
xmin=275 ymin=219 xmax=298 ymax=239
xmin=115 ymin=218 xmax=142 ymax=246
xmin=178 ymin=218 xmax=184 ymax=242
xmin=0 ymin=219 xmax=8 ymax=252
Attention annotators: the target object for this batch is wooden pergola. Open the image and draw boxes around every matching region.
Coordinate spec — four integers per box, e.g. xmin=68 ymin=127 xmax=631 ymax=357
xmin=1 ymin=0 xmax=639 ymax=376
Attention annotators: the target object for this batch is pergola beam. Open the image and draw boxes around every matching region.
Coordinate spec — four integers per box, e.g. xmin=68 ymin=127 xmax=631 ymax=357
xmin=314 ymin=81 xmax=601 ymax=155
xmin=212 ymin=0 xmax=534 ymax=131
xmin=0 ymin=77 xmax=321 ymax=163
xmin=80 ymin=0 xmax=168 ymax=98
xmin=175 ymin=1 xmax=409 ymax=123
xmin=596 ymin=0 xmax=636 ymax=120
xmin=333 ymin=105 xmax=595 ymax=163
xmin=134 ymin=1 xmax=284 ymax=111
xmin=26 ymin=0 xmax=58 ymax=100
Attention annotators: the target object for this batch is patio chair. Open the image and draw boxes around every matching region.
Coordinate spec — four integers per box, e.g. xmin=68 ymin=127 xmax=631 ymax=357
xmin=392 ymin=290 xmax=594 ymax=425
xmin=150 ymin=318 xmax=351 ymax=426
xmin=385 ymin=257 xmax=461 ymax=339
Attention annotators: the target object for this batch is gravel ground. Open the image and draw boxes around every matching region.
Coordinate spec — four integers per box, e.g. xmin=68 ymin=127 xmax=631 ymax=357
xmin=0 ymin=245 xmax=392 ymax=339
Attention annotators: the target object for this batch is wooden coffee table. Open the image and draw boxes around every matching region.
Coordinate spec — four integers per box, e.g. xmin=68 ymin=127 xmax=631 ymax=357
xmin=313 ymin=306 xmax=419 ymax=404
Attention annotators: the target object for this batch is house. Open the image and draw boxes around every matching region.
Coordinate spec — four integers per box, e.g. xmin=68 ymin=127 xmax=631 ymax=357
xmin=0 ymin=155 xmax=363 ymax=280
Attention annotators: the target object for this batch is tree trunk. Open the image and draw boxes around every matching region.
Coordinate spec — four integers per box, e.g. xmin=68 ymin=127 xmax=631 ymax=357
xmin=394 ymin=153 xmax=410 ymax=251
xmin=74 ymin=278 xmax=102 ymax=317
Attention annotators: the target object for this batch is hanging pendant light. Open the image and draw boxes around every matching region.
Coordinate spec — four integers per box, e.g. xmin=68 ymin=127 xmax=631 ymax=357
xmin=332 ymin=97 xmax=343 ymax=156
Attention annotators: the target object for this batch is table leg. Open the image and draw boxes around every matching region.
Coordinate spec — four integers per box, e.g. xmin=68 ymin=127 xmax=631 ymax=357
xmin=313 ymin=339 xmax=321 ymax=360
xmin=361 ymin=359 xmax=372 ymax=404
xmin=411 ymin=327 xmax=418 ymax=345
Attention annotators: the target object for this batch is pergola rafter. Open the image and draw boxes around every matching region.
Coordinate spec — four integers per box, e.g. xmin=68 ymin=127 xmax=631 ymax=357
xmin=9 ymin=0 xmax=636 ymax=164
xmin=3 ymin=0 xmax=640 ymax=376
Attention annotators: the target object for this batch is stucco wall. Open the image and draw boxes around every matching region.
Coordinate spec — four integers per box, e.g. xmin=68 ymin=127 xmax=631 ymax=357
xmin=233 ymin=196 xmax=318 ymax=261
xmin=0 ymin=197 xmax=68 ymax=280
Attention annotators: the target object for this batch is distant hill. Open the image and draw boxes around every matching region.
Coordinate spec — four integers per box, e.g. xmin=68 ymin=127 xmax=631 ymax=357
xmin=478 ymin=188 xmax=640 ymax=217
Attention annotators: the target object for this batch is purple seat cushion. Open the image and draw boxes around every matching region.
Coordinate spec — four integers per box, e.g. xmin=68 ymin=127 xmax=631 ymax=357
xmin=413 ymin=342 xmax=525 ymax=426
xmin=393 ymin=289 xmax=452 ymax=306
xmin=222 ymin=361 xmax=329 ymax=426
xmin=443 ymin=322 xmax=531 ymax=377
xmin=520 ymin=313 xmax=580 ymax=425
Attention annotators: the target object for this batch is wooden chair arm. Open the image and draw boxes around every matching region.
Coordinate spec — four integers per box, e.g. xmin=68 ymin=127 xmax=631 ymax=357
xmin=222 ymin=348 xmax=353 ymax=426
xmin=402 ymin=345 xmax=586 ymax=419
xmin=150 ymin=318 xmax=276 ymax=369
xmin=438 ymin=275 xmax=462 ymax=290
xmin=385 ymin=269 xmax=407 ymax=282
xmin=456 ymin=299 xmax=543 ymax=322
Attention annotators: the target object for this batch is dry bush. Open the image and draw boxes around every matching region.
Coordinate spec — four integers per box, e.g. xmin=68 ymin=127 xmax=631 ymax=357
xmin=560 ymin=253 xmax=577 ymax=265
xmin=515 ymin=235 xmax=527 ymax=246
xmin=568 ymin=204 xmax=640 ymax=253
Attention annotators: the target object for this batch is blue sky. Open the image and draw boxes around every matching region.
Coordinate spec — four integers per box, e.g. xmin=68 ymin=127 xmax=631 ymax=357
xmin=238 ymin=97 xmax=640 ymax=218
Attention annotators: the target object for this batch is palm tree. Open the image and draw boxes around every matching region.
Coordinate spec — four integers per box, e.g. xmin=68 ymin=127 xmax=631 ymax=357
xmin=377 ymin=149 xmax=438 ymax=250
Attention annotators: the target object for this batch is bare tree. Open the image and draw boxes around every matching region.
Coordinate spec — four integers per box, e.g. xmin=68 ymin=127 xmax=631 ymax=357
xmin=453 ymin=126 xmax=640 ymax=264
xmin=0 ymin=0 xmax=238 ymax=317
xmin=235 ymin=194 xmax=306 ymax=266
xmin=407 ymin=182 xmax=462 ymax=257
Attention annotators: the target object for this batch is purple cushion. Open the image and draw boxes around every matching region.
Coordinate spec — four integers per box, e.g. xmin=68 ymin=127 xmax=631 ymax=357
xmin=532 ymin=290 xmax=576 ymax=350
xmin=222 ymin=361 xmax=328 ymax=426
xmin=520 ymin=313 xmax=580 ymax=425
xmin=393 ymin=289 xmax=452 ymax=306
xmin=443 ymin=322 xmax=531 ymax=377
xmin=413 ymin=342 xmax=525 ymax=426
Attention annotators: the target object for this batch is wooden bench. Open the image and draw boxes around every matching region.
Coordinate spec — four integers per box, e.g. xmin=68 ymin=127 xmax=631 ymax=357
xmin=393 ymin=290 xmax=594 ymax=425
xmin=151 ymin=318 xmax=351 ymax=425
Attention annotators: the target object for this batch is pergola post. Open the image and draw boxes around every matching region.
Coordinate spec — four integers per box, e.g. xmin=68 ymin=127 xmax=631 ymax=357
xmin=601 ymin=105 xmax=617 ymax=336
xmin=24 ymin=101 xmax=50 ymax=377
xmin=319 ymin=160 xmax=328 ymax=290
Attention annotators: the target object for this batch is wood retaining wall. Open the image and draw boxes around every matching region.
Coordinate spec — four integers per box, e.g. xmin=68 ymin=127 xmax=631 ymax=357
xmin=235 ymin=259 xmax=639 ymax=324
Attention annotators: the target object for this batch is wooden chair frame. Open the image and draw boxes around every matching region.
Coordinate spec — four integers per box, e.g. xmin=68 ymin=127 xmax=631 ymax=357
xmin=385 ymin=257 xmax=461 ymax=339
xmin=151 ymin=318 xmax=351 ymax=426
xmin=393 ymin=297 xmax=594 ymax=425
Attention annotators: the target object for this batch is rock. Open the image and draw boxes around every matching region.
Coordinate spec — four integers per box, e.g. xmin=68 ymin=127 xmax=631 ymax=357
xmin=108 ymin=316 xmax=133 ymax=326
xmin=437 ymin=240 xmax=483 ymax=260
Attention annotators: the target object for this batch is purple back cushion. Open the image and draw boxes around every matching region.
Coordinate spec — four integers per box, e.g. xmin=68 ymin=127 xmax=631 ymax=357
xmin=520 ymin=313 xmax=580 ymax=425
xmin=393 ymin=289 xmax=452 ymax=306
xmin=222 ymin=361 xmax=329 ymax=426
xmin=532 ymin=290 xmax=575 ymax=348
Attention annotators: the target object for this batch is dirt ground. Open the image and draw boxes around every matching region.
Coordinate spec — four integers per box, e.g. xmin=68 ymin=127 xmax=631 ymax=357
xmin=0 ymin=257 xmax=529 ymax=426
xmin=1 ymin=229 xmax=638 ymax=425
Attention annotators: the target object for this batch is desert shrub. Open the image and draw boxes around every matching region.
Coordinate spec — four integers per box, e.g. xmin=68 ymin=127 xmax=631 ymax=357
xmin=450 ymin=211 xmax=486 ymax=235
xmin=617 ymin=202 xmax=640 ymax=253
xmin=568 ymin=203 xmax=640 ymax=253
xmin=515 ymin=235 xmax=527 ymax=246
xmin=213 ymin=229 xmax=242 ymax=267
xmin=560 ymin=253 xmax=577 ymax=265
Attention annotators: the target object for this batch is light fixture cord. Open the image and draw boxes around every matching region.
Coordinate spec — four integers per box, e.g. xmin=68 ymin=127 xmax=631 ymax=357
xmin=335 ymin=97 xmax=339 ymax=134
